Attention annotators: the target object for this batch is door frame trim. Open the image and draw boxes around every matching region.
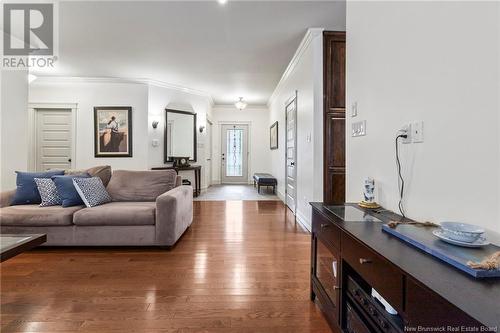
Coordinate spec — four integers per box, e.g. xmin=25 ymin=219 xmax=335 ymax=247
xmin=218 ymin=121 xmax=251 ymax=184
xmin=285 ymin=91 xmax=298 ymax=214
xmin=28 ymin=103 xmax=78 ymax=171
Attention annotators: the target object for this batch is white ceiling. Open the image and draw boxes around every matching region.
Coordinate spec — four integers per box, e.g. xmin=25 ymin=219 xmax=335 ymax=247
xmin=37 ymin=1 xmax=346 ymax=105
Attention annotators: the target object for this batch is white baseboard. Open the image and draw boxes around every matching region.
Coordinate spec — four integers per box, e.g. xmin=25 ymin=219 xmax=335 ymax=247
xmin=276 ymin=190 xmax=286 ymax=203
xmin=296 ymin=210 xmax=311 ymax=232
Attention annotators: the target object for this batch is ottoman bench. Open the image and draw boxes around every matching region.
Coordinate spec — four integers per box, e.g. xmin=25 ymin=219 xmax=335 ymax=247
xmin=253 ymin=173 xmax=277 ymax=194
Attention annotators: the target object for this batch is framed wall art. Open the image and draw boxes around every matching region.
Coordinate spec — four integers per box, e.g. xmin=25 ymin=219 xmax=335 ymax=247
xmin=94 ymin=106 xmax=132 ymax=157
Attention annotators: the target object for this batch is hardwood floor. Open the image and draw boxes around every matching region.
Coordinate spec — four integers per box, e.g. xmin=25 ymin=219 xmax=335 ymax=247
xmin=0 ymin=201 xmax=330 ymax=333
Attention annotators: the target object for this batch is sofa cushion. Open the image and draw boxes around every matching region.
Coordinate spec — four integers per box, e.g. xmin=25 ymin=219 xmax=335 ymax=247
xmin=106 ymin=170 xmax=177 ymax=201
xmin=72 ymin=202 xmax=156 ymax=226
xmin=11 ymin=170 xmax=65 ymax=205
xmin=73 ymin=177 xmax=111 ymax=208
xmin=34 ymin=178 xmax=61 ymax=206
xmin=0 ymin=205 xmax=83 ymax=226
xmin=52 ymin=174 xmax=90 ymax=207
xmin=65 ymin=165 xmax=112 ymax=187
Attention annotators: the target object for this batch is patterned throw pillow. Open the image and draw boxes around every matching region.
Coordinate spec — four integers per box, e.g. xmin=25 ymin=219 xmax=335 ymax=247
xmin=34 ymin=178 xmax=61 ymax=207
xmin=72 ymin=177 xmax=112 ymax=208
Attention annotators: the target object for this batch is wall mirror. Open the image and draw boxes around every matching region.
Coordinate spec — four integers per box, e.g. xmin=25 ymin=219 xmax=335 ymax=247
xmin=164 ymin=109 xmax=197 ymax=163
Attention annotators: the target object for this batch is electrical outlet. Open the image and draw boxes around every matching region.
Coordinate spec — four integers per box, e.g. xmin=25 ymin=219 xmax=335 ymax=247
xmin=399 ymin=124 xmax=412 ymax=144
xmin=352 ymin=120 xmax=366 ymax=137
xmin=412 ymin=121 xmax=424 ymax=143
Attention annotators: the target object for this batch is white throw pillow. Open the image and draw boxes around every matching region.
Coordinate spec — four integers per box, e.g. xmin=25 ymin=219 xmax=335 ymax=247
xmin=73 ymin=177 xmax=112 ymax=208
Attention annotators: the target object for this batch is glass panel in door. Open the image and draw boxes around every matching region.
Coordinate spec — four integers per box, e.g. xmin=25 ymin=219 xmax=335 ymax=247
xmin=221 ymin=124 xmax=248 ymax=184
xmin=226 ymin=129 xmax=243 ymax=177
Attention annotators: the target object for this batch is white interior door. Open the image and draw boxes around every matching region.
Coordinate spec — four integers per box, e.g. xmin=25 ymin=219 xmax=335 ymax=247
xmin=221 ymin=124 xmax=248 ymax=184
xmin=285 ymin=95 xmax=297 ymax=213
xmin=206 ymin=120 xmax=213 ymax=187
xmin=35 ymin=109 xmax=73 ymax=171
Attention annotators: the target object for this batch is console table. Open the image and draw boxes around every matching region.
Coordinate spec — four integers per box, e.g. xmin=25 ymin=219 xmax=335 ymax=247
xmin=310 ymin=203 xmax=499 ymax=332
xmin=152 ymin=165 xmax=201 ymax=197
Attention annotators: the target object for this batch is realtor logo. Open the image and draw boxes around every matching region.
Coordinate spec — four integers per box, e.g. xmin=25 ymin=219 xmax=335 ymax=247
xmin=3 ymin=3 xmax=54 ymax=56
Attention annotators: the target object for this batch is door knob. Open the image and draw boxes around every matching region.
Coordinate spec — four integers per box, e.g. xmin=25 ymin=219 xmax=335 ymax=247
xmin=68 ymin=158 xmax=72 ymax=162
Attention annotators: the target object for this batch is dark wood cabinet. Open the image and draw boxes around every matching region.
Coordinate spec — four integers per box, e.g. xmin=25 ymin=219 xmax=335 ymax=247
xmin=310 ymin=203 xmax=490 ymax=333
xmin=311 ymin=210 xmax=342 ymax=331
xmin=323 ymin=31 xmax=346 ymax=204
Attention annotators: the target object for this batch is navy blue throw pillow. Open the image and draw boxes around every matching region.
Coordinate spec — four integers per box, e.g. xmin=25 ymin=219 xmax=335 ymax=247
xmin=11 ymin=170 xmax=65 ymax=205
xmin=52 ymin=173 xmax=90 ymax=207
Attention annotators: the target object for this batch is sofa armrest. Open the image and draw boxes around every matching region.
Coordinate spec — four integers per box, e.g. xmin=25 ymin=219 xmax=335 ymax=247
xmin=155 ymin=185 xmax=193 ymax=246
xmin=0 ymin=190 xmax=15 ymax=208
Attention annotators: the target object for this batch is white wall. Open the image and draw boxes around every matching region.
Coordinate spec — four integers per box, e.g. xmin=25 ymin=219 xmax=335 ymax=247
xmin=268 ymin=30 xmax=325 ymax=229
xmin=211 ymin=106 xmax=271 ymax=184
xmin=27 ymin=79 xmax=213 ymax=193
xmin=1 ymin=71 xmax=29 ymax=190
xmin=147 ymin=84 xmax=212 ymax=190
xmin=346 ymin=1 xmax=500 ymax=232
xmin=29 ymin=81 xmax=149 ymax=171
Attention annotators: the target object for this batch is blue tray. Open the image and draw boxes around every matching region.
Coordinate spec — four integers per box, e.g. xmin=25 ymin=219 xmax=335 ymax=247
xmin=382 ymin=224 xmax=500 ymax=278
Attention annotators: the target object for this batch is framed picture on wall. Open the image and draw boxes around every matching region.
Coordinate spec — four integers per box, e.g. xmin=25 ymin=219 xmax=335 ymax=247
xmin=94 ymin=106 xmax=132 ymax=157
xmin=270 ymin=121 xmax=278 ymax=150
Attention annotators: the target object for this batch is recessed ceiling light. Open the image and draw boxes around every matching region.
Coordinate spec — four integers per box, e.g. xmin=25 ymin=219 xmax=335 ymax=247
xmin=218 ymin=0 xmax=228 ymax=5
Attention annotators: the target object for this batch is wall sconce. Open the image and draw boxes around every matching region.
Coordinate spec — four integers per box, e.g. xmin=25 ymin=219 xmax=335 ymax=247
xmin=199 ymin=125 xmax=205 ymax=133
xmin=152 ymin=120 xmax=159 ymax=129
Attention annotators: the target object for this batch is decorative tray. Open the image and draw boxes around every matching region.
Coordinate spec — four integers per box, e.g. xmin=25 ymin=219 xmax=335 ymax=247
xmin=382 ymin=224 xmax=500 ymax=278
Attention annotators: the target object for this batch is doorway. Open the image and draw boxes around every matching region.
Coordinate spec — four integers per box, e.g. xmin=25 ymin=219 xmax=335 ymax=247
xmin=285 ymin=93 xmax=297 ymax=214
xmin=33 ymin=109 xmax=74 ymax=171
xmin=221 ymin=124 xmax=249 ymax=184
xmin=206 ymin=119 xmax=213 ymax=187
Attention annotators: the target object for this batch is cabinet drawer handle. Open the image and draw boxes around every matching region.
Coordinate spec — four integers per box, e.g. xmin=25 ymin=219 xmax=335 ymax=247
xmin=320 ymin=223 xmax=329 ymax=229
xmin=359 ymin=258 xmax=372 ymax=264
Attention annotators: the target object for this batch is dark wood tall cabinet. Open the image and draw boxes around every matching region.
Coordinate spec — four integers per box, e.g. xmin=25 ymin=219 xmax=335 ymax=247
xmin=323 ymin=31 xmax=346 ymax=204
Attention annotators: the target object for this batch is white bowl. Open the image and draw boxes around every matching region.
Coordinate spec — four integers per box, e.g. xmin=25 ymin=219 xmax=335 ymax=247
xmin=440 ymin=222 xmax=484 ymax=243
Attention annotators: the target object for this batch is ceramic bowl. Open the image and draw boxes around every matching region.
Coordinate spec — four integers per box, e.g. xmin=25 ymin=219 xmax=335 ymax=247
xmin=440 ymin=222 xmax=484 ymax=243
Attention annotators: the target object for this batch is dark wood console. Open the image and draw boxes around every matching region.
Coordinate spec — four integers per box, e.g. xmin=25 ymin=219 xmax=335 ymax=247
xmin=310 ymin=203 xmax=499 ymax=332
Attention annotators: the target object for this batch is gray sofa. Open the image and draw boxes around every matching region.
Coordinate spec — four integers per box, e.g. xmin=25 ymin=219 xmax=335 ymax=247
xmin=0 ymin=169 xmax=193 ymax=247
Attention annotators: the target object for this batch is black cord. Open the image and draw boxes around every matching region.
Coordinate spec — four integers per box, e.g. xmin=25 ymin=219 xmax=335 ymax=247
xmin=395 ymin=134 xmax=407 ymax=218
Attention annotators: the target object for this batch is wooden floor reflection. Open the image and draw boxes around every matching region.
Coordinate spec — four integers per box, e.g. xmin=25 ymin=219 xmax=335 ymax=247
xmin=0 ymin=201 xmax=331 ymax=333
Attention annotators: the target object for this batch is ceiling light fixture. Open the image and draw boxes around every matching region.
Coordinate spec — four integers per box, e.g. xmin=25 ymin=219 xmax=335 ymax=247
xmin=235 ymin=97 xmax=247 ymax=111
xmin=217 ymin=0 xmax=228 ymax=5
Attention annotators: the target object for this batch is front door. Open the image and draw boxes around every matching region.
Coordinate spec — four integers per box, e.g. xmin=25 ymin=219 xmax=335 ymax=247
xmin=285 ymin=94 xmax=297 ymax=213
xmin=221 ymin=124 xmax=248 ymax=184
xmin=35 ymin=109 xmax=73 ymax=171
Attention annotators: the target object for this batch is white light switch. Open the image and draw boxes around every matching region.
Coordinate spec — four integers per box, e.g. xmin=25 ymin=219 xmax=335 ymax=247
xmin=412 ymin=121 xmax=424 ymax=143
xmin=152 ymin=139 xmax=159 ymax=147
xmin=351 ymin=102 xmax=358 ymax=117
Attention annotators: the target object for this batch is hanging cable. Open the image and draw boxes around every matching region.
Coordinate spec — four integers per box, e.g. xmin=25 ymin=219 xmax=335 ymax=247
xmin=395 ymin=134 xmax=407 ymax=218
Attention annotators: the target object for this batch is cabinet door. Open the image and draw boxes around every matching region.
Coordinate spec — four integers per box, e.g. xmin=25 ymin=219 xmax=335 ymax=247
xmin=405 ymin=277 xmax=483 ymax=328
xmin=324 ymin=112 xmax=345 ymax=204
xmin=324 ymin=32 xmax=346 ymax=111
xmin=315 ymin=236 xmax=341 ymax=318
xmin=323 ymin=31 xmax=346 ymax=205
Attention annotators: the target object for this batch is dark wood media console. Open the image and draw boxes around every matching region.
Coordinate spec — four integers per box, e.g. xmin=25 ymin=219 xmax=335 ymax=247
xmin=310 ymin=203 xmax=499 ymax=333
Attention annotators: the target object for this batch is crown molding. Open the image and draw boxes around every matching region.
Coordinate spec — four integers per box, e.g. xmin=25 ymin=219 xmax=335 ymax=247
xmin=33 ymin=76 xmax=215 ymax=106
xmin=267 ymin=27 xmax=324 ymax=107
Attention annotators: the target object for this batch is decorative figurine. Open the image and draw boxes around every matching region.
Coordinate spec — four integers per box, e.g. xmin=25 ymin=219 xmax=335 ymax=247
xmin=359 ymin=177 xmax=380 ymax=209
